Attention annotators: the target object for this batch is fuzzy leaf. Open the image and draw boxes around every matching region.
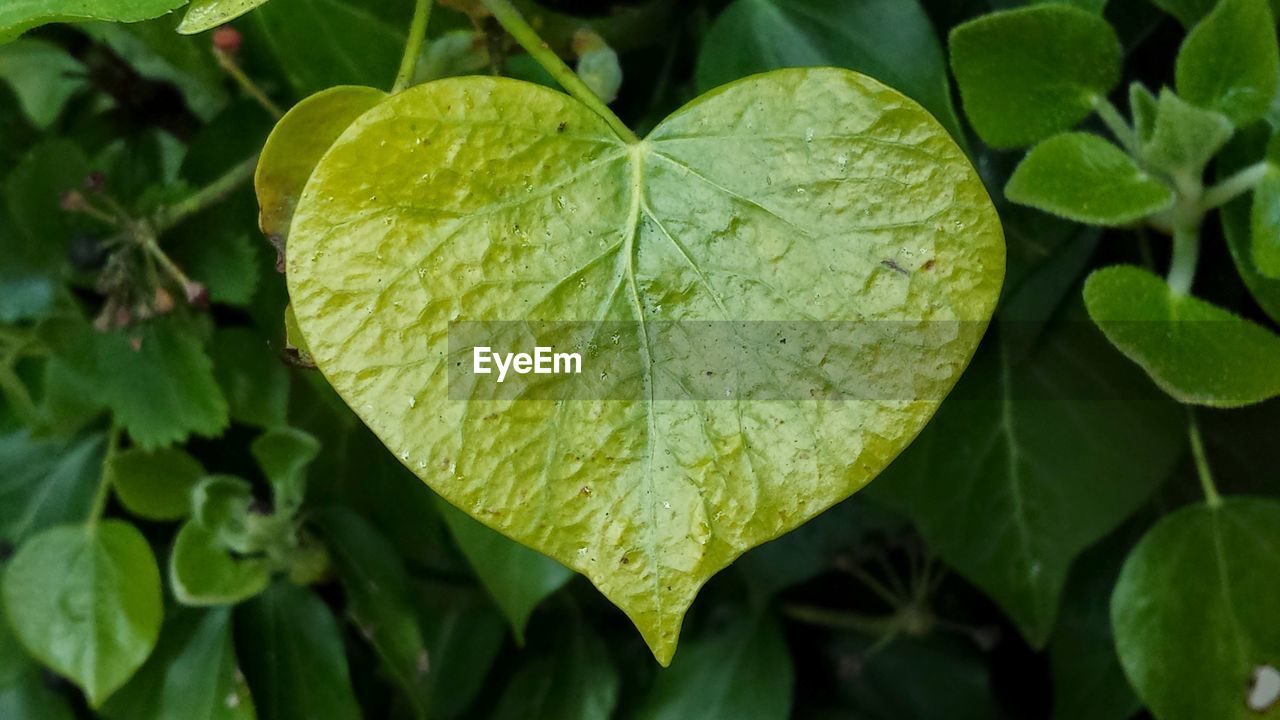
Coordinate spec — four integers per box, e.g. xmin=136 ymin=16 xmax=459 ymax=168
xmin=1129 ymin=83 xmax=1158 ymax=144
xmin=1006 ymin=133 xmax=1174 ymax=226
xmin=1175 ymin=0 xmax=1280 ymax=125
xmin=1141 ymin=89 xmax=1234 ymax=178
xmin=949 ymin=5 xmax=1121 ymax=148
xmin=285 ymin=69 xmax=1004 ymax=663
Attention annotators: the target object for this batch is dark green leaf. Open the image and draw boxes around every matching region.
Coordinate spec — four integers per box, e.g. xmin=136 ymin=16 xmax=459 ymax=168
xmin=102 ymin=607 xmax=257 ymax=720
xmin=950 ymin=5 xmax=1121 ymax=148
xmin=1149 ymin=0 xmax=1217 ymax=25
xmin=2 ymin=520 xmax=163 ymax=707
xmin=413 ymin=583 xmax=505 ymax=719
xmin=1084 ymin=265 xmax=1280 ymax=407
xmin=210 ymin=327 xmax=289 ymax=429
xmin=1112 ymin=498 xmax=1280 ymax=720
xmin=170 ymin=521 xmax=271 ymax=606
xmin=0 ymin=670 xmax=75 ymax=720
xmin=249 ymin=0 xmax=404 ymax=97
xmin=234 ymin=583 xmax=360 ymax=720
xmin=1175 ymin=0 xmax=1280 ymax=126
xmin=0 ymin=39 xmax=86 ymax=128
xmin=110 ymin=446 xmax=205 ymax=521
xmin=168 ymin=229 xmax=260 ymax=307
xmin=491 ymin=620 xmax=619 ymax=720
xmin=5 ymin=139 xmax=91 ymax=275
xmin=1006 ymin=133 xmax=1174 ymax=225
xmin=0 ymin=0 xmax=187 ymax=44
xmin=0 ymin=431 xmax=104 ymax=543
xmin=1220 ymin=128 xmax=1280 ymax=323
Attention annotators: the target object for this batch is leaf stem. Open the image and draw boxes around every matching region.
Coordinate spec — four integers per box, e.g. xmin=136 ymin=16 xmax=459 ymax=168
xmin=479 ymin=0 xmax=639 ymax=143
xmin=1166 ymin=224 xmax=1199 ymax=295
xmin=782 ymin=604 xmax=897 ymax=635
xmin=1092 ymin=95 xmax=1138 ymax=156
xmin=1200 ymin=161 xmax=1269 ymax=212
xmin=1187 ymin=411 xmax=1221 ymax=509
xmin=215 ymin=49 xmax=283 ymax=119
xmin=393 ymin=0 xmax=433 ymax=93
xmin=88 ymin=425 xmax=122 ymax=528
xmin=155 ymin=155 xmax=259 ymax=232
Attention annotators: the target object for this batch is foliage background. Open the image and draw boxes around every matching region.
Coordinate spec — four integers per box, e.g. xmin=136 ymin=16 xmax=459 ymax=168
xmin=0 ymin=0 xmax=1277 ymax=718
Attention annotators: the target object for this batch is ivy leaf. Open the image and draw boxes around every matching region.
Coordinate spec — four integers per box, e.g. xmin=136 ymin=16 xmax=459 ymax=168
xmin=0 ymin=431 xmax=104 ymax=543
xmin=1174 ymin=0 xmax=1280 ymax=126
xmin=0 ymin=39 xmax=86 ymax=128
xmin=179 ymin=0 xmax=272 ymax=34
xmin=1006 ymin=133 xmax=1174 ymax=226
xmin=255 ymin=85 xmax=386 ymax=243
xmin=169 ymin=521 xmax=271 ymax=606
xmin=635 ymin=610 xmax=793 ymax=720
xmin=286 ymin=69 xmax=1004 ymax=663
xmin=1 ymin=520 xmax=163 ymax=707
xmin=210 ymin=327 xmax=289 ymax=430
xmin=109 ymin=446 xmax=205 ymax=521
xmin=695 ymin=0 xmax=964 ymax=141
xmin=490 ymin=621 xmax=619 ymax=720
xmin=1112 ymin=498 xmax=1280 ymax=720
xmin=0 ymin=0 xmax=187 ymax=44
xmin=1083 ymin=265 xmax=1280 ymax=407
xmin=1141 ymin=89 xmax=1234 ymax=180
xmin=234 ymin=583 xmax=360 ymax=720
xmin=949 ymin=5 xmax=1121 ymax=148
xmin=102 ymin=607 xmax=257 ymax=720
xmin=436 ymin=499 xmax=572 ymax=643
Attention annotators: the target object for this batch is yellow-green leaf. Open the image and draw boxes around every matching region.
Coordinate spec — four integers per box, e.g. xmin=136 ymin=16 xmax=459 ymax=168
xmin=178 ymin=0 xmax=270 ymax=34
xmin=286 ymin=69 xmax=1004 ymax=663
xmin=109 ymin=447 xmax=205 ymax=521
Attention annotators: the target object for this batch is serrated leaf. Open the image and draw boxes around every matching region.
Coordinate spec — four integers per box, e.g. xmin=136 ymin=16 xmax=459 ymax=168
xmin=1084 ymin=265 xmax=1280 ymax=407
xmin=109 ymin=446 xmax=205 ymax=521
xmin=0 ymin=431 xmax=103 ymax=543
xmin=1 ymin=520 xmax=162 ymax=707
xmin=1112 ymin=498 xmax=1280 ymax=720
xmin=0 ymin=0 xmax=187 ymax=44
xmin=871 ymin=311 xmax=1182 ymax=646
xmin=490 ymin=620 xmax=619 ymax=720
xmin=694 ymin=0 xmax=963 ymax=141
xmin=210 ymin=327 xmax=289 ymax=429
xmin=234 ymin=583 xmax=360 ymax=720
xmin=168 ymin=229 xmax=260 ymax=306
xmin=102 ymin=607 xmax=257 ymax=720
xmin=635 ymin=610 xmax=792 ymax=720
xmin=1141 ymin=88 xmax=1234 ymax=179
xmin=950 ymin=5 xmax=1120 ymax=148
xmin=436 ymin=499 xmax=572 ymax=643
xmin=0 ymin=39 xmax=86 ymax=128
xmin=1006 ymin=133 xmax=1174 ymax=226
xmin=170 ymin=521 xmax=271 ymax=606
xmin=1175 ymin=0 xmax=1280 ymax=126
xmin=286 ymin=69 xmax=1004 ymax=663
xmin=179 ymin=0 xmax=272 ymax=34
xmin=255 ymin=85 xmax=386 ymax=243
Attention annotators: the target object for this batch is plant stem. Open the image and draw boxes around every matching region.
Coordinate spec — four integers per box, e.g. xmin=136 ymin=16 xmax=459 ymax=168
xmin=215 ymin=49 xmax=283 ymax=119
xmin=1167 ymin=224 xmax=1199 ymax=295
xmin=393 ymin=0 xmax=433 ymax=92
xmin=1187 ymin=411 xmax=1222 ymax=509
xmin=1201 ymin=161 xmax=1269 ymax=211
xmin=479 ymin=0 xmax=640 ymax=143
xmin=88 ymin=425 xmax=122 ymax=528
xmin=1092 ymin=95 xmax=1138 ymax=156
xmin=783 ymin=604 xmax=897 ymax=635
xmin=155 ymin=155 xmax=259 ymax=231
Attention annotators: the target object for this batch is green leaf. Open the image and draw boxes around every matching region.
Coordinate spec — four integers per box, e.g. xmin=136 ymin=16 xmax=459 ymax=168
xmin=0 ymin=0 xmax=188 ymax=44
xmin=695 ymin=0 xmax=964 ymax=141
xmin=234 ymin=583 xmax=360 ymax=720
xmin=312 ymin=507 xmax=429 ymax=716
xmin=5 ymin=139 xmax=91 ymax=275
xmin=1130 ymin=82 xmax=1158 ymax=144
xmin=0 ymin=671 xmax=75 ymax=720
xmin=1150 ymin=0 xmax=1217 ymax=25
xmin=249 ymin=427 xmax=319 ymax=513
xmin=167 ymin=227 xmax=260 ymax=307
xmin=1112 ymin=498 xmax=1280 ymax=720
xmin=491 ymin=620 xmax=619 ymax=720
xmin=1175 ymin=0 xmax=1280 ymax=126
xmin=436 ymin=499 xmax=572 ymax=643
xmin=635 ymin=610 xmax=793 ymax=720
xmin=170 ymin=521 xmax=271 ymax=606
xmin=1083 ymin=265 xmax=1280 ymax=407
xmin=286 ymin=69 xmax=1004 ymax=663
xmin=870 ymin=310 xmax=1183 ymax=646
xmin=2 ymin=520 xmax=163 ymax=707
xmin=949 ymin=5 xmax=1121 ymax=148
xmin=1006 ymin=133 xmax=1174 ymax=226
xmin=1141 ymin=88 xmax=1234 ymax=179
xmin=179 ymin=0 xmax=272 ymax=33
xmin=210 ymin=327 xmax=289 ymax=429
xmin=255 ymin=85 xmax=386 ymax=243
xmin=412 ymin=584 xmax=504 ymax=719
xmin=0 ymin=39 xmax=86 ymax=128
xmin=0 ymin=431 xmax=104 ymax=543
xmin=249 ymin=0 xmax=404 ymax=97
xmin=109 ymin=446 xmax=205 ymax=521
xmin=1251 ymin=162 xmax=1280 ymax=279
xmin=102 ymin=607 xmax=257 ymax=720
xmin=191 ymin=474 xmax=255 ymax=546
xmin=1220 ymin=129 xmax=1280 ymax=323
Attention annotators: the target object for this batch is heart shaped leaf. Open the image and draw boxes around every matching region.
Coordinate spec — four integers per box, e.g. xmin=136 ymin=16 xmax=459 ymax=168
xmin=1112 ymin=498 xmax=1280 ymax=720
xmin=287 ymin=69 xmax=1004 ymax=662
